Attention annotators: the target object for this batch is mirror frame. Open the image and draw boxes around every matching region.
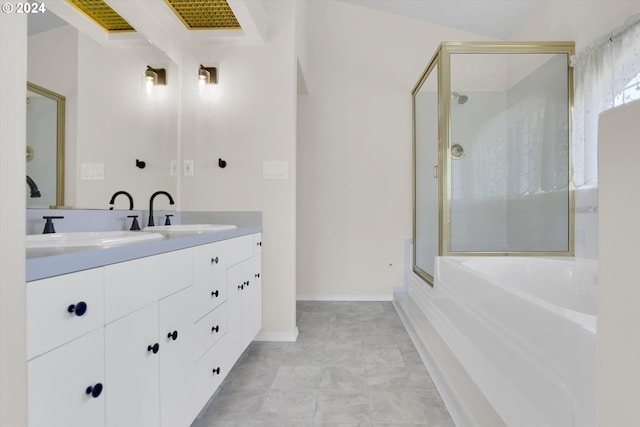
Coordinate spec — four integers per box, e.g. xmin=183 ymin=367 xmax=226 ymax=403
xmin=27 ymin=82 xmax=65 ymax=207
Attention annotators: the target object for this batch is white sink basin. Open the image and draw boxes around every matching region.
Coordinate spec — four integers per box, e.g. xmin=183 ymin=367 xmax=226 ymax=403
xmin=143 ymin=224 xmax=237 ymax=237
xmin=26 ymin=231 xmax=165 ymax=249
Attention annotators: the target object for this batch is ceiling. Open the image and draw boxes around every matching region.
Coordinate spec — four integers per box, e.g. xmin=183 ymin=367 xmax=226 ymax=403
xmin=28 ymin=0 xmax=268 ymax=62
xmin=339 ymin=0 xmax=544 ymax=39
xmin=29 ymin=0 xmax=544 ymax=57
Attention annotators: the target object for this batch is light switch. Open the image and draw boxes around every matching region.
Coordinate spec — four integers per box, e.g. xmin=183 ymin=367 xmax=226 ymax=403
xmin=184 ymin=160 xmax=194 ymax=176
xmin=263 ymin=161 xmax=288 ymax=180
xmin=80 ymin=163 xmax=104 ymax=181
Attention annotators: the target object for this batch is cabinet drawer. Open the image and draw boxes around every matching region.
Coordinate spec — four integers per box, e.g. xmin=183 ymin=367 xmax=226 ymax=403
xmin=193 ymin=303 xmax=228 ymax=360
xmin=28 ymin=328 xmax=105 ymax=427
xmin=104 ymin=249 xmax=192 ymax=323
xmin=27 ymin=268 xmax=104 ymax=360
xmin=193 ymin=236 xmax=253 ymax=271
xmin=192 ymin=333 xmax=234 ymax=412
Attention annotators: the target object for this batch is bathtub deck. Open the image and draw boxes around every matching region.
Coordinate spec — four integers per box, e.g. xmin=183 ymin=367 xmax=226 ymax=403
xmin=393 ymin=287 xmax=507 ymax=427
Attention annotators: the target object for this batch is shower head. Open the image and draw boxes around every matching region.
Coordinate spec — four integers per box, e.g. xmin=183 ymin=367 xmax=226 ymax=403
xmin=452 ymin=92 xmax=468 ymax=104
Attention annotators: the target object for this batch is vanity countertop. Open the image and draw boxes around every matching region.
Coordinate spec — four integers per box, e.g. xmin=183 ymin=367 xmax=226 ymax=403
xmin=26 ymin=224 xmax=262 ymax=282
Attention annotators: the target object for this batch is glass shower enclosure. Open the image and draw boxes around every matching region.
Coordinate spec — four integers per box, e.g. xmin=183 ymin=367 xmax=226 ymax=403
xmin=413 ymin=42 xmax=575 ymax=284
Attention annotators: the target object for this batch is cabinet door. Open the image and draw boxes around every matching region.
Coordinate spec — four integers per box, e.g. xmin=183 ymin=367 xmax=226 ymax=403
xmin=105 ymin=303 xmax=160 ymax=427
xmin=227 ymin=255 xmax=263 ymax=355
xmin=158 ymin=287 xmax=196 ymax=427
xmin=27 ymin=268 xmax=104 ymax=360
xmin=226 ymin=263 xmax=245 ymax=363
xmin=243 ymin=255 xmax=262 ymax=349
xmin=28 ymin=328 xmax=105 ymax=427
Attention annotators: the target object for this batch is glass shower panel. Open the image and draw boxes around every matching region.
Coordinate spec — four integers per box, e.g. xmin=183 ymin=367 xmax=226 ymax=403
xmin=414 ymin=64 xmax=439 ymax=279
xmin=449 ymin=53 xmax=570 ymax=252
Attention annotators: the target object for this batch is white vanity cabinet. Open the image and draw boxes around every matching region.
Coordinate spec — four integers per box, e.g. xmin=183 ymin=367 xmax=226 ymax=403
xmin=27 ymin=268 xmax=105 ymax=427
xmin=103 ymin=249 xmax=192 ymax=427
xmin=27 ymin=230 xmax=262 ymax=427
xmin=227 ymin=233 xmax=263 ymax=362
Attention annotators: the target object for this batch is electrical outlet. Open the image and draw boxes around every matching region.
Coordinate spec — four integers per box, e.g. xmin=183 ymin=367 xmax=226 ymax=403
xmin=184 ymin=160 xmax=194 ymax=176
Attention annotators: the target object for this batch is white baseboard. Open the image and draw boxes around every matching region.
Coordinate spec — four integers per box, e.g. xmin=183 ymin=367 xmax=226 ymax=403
xmin=254 ymin=327 xmax=299 ymax=342
xmin=296 ymin=294 xmax=393 ymax=302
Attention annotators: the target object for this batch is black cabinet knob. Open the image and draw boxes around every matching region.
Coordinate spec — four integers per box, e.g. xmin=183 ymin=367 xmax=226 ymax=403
xmin=147 ymin=343 xmax=160 ymax=354
xmin=254 ymin=273 xmax=261 ymax=279
xmin=211 ymin=325 xmax=219 ymax=333
xmin=211 ymin=257 xmax=219 ymax=264
xmin=211 ymin=290 xmax=219 ymax=298
xmin=257 ymin=241 xmax=262 ymax=247
xmin=244 ymin=280 xmax=250 ymax=287
xmin=68 ymin=301 xmax=88 ymax=317
xmin=238 ymin=284 xmax=244 ymax=290
xmin=212 ymin=367 xmax=220 ymax=375
xmin=85 ymin=383 xmax=103 ymax=398
xmin=167 ymin=330 xmax=178 ymax=341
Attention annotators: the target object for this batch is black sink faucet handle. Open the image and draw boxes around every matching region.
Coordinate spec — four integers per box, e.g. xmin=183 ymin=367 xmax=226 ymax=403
xmin=42 ymin=216 xmax=64 ymax=234
xmin=164 ymin=214 xmax=173 ymax=226
xmin=127 ymin=215 xmax=141 ymax=231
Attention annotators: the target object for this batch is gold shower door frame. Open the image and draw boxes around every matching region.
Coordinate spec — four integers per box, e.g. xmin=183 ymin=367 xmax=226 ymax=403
xmin=412 ymin=42 xmax=576 ymax=285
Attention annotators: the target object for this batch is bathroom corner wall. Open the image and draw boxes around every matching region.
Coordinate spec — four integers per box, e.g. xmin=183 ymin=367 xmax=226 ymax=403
xmin=296 ymin=1 xmax=493 ymax=299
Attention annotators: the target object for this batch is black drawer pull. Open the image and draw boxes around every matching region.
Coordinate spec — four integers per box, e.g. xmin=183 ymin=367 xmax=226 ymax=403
xmin=245 ymin=280 xmax=250 ymax=287
xmin=147 ymin=343 xmax=160 ymax=354
xmin=211 ymin=325 xmax=219 ymax=333
xmin=211 ymin=290 xmax=219 ymax=298
xmin=68 ymin=301 xmax=87 ymax=317
xmin=167 ymin=330 xmax=178 ymax=341
xmin=212 ymin=367 xmax=220 ymax=375
xmin=254 ymin=273 xmax=261 ymax=278
xmin=211 ymin=257 xmax=219 ymax=264
xmin=238 ymin=284 xmax=244 ymax=290
xmin=85 ymin=383 xmax=103 ymax=398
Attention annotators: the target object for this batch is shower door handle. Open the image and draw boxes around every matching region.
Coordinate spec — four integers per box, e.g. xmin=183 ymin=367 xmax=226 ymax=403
xmin=433 ymin=165 xmax=438 ymax=179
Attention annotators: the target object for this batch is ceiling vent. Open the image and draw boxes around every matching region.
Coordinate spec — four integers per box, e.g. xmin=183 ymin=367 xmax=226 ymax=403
xmin=66 ymin=0 xmax=135 ymax=33
xmin=164 ymin=0 xmax=241 ymax=30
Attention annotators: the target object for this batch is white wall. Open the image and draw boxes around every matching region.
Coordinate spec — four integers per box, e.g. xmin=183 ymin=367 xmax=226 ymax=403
xmin=598 ymin=99 xmax=640 ymax=427
xmin=180 ymin=0 xmax=298 ymax=339
xmin=296 ymin=1 xmax=494 ymax=299
xmin=0 ymin=11 xmax=28 ymax=427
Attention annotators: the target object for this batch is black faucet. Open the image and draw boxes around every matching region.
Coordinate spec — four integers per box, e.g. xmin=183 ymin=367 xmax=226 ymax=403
xmin=27 ymin=175 xmax=41 ymax=198
xmin=148 ymin=191 xmax=175 ymax=227
xmin=109 ymin=191 xmax=134 ymax=210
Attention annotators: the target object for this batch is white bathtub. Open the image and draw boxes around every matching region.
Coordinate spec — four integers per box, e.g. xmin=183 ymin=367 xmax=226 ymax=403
xmin=406 ymin=256 xmax=597 ymax=427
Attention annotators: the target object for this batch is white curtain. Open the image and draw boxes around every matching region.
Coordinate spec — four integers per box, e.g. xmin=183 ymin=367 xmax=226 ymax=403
xmin=572 ymin=14 xmax=640 ymax=188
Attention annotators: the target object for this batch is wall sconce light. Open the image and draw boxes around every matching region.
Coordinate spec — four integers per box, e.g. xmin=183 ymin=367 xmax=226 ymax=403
xmin=145 ymin=66 xmax=166 ymax=87
xmin=198 ymin=65 xmax=217 ymax=86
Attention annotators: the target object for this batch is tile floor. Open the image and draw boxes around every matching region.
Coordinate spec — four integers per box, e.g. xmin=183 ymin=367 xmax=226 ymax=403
xmin=191 ymin=301 xmax=455 ymax=427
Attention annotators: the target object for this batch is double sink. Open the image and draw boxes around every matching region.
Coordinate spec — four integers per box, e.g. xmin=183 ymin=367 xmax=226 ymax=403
xmin=26 ymin=224 xmax=238 ymax=250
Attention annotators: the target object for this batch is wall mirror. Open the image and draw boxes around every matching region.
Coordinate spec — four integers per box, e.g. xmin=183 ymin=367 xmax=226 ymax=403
xmin=26 ymin=82 xmax=65 ymax=208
